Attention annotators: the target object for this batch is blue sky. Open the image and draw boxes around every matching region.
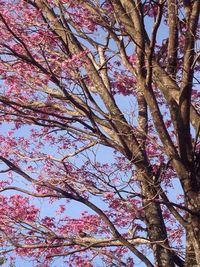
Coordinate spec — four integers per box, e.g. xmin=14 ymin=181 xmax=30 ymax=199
xmin=1 ymin=1 xmax=196 ymax=266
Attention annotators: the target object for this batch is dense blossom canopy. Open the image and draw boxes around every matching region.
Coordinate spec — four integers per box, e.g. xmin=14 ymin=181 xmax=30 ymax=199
xmin=0 ymin=0 xmax=199 ymax=266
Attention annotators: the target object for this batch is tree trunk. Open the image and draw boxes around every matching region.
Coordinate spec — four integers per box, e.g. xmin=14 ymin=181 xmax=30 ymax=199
xmin=139 ymin=169 xmax=175 ymax=267
xmin=185 ymin=228 xmax=200 ymax=267
xmin=185 ymin=184 xmax=200 ymax=266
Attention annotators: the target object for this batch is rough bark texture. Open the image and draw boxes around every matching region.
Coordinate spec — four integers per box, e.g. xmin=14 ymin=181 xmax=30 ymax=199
xmin=0 ymin=0 xmax=200 ymax=266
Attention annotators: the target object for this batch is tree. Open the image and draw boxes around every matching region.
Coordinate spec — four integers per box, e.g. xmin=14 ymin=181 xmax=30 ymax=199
xmin=0 ymin=0 xmax=199 ymax=266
